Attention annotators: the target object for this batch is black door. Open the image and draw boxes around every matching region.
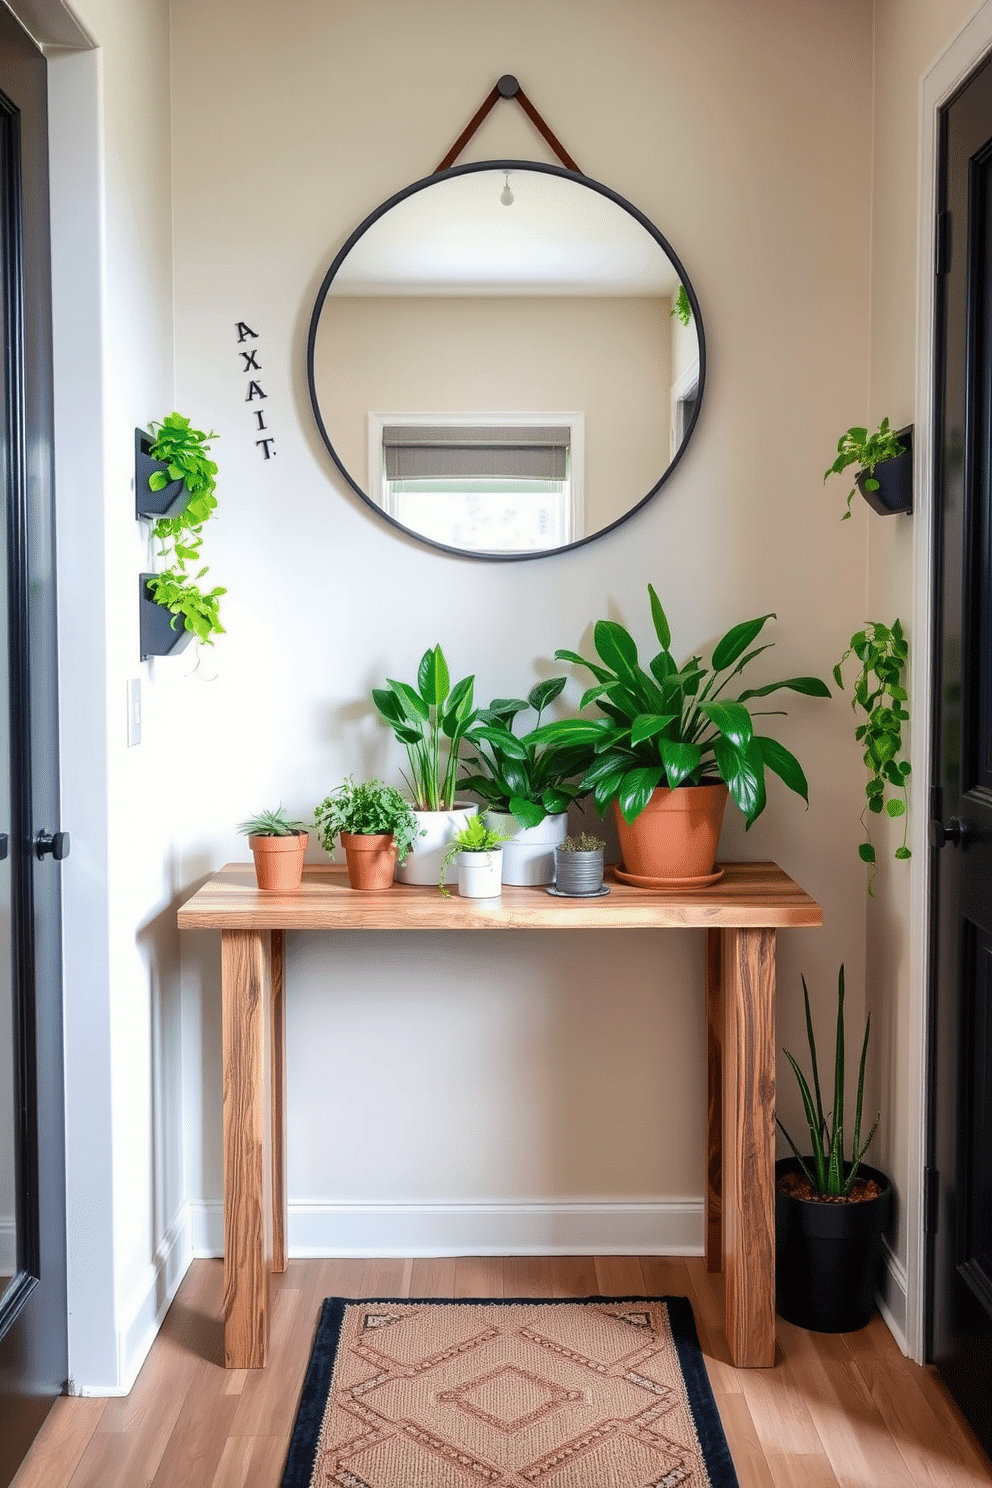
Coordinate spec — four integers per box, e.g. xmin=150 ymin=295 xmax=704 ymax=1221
xmin=0 ymin=8 xmax=68 ymax=1483
xmin=928 ymin=52 xmax=992 ymax=1457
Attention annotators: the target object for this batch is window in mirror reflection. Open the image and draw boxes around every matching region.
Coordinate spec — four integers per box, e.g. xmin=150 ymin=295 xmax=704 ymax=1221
xmin=371 ymin=414 xmax=583 ymax=554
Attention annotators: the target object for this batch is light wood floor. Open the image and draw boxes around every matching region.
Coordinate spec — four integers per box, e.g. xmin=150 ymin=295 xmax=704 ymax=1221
xmin=12 ymin=1255 xmax=992 ymax=1488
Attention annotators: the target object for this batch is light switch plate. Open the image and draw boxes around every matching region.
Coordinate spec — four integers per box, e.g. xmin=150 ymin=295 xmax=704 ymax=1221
xmin=127 ymin=677 xmax=141 ymax=746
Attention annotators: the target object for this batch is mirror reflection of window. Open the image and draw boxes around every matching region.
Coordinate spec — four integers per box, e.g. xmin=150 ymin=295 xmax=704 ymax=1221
xmin=309 ymin=166 xmax=703 ymax=558
xmin=371 ymin=415 xmax=583 ymax=554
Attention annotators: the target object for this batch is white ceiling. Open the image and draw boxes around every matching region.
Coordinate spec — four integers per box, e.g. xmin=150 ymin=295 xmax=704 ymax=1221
xmin=330 ymin=168 xmax=682 ymax=298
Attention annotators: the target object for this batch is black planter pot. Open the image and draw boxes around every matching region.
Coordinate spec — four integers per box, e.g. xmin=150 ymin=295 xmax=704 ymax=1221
xmin=135 ymin=426 xmax=191 ymax=520
xmin=775 ymin=1156 xmax=892 ymax=1333
xmin=139 ymin=575 xmax=193 ymax=660
xmin=856 ymin=424 xmax=913 ymax=515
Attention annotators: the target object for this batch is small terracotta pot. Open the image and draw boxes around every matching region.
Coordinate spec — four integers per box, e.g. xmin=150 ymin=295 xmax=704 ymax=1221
xmin=248 ymin=832 xmax=307 ymax=891
xmin=341 ymin=831 xmax=397 ymax=890
xmin=613 ymin=784 xmax=729 ymax=880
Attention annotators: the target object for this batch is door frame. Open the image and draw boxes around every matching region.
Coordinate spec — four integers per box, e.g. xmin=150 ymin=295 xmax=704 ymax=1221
xmin=908 ymin=0 xmax=992 ymax=1364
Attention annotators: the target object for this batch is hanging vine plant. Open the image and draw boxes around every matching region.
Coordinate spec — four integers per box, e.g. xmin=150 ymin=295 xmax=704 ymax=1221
xmin=833 ymin=618 xmax=911 ymax=893
xmin=144 ymin=413 xmax=225 ymax=646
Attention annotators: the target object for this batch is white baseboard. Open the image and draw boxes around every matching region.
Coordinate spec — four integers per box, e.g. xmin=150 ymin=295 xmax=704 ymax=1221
xmin=189 ymin=1198 xmax=705 ymax=1259
xmin=876 ymin=1236 xmax=909 ymax=1355
xmin=77 ymin=1203 xmax=194 ymax=1397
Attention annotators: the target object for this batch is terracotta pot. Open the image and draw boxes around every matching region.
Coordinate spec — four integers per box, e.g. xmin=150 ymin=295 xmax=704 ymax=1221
xmin=612 ymin=783 xmax=729 ymax=881
xmin=341 ymin=831 xmax=397 ymax=890
xmin=248 ymin=831 xmax=307 ymax=891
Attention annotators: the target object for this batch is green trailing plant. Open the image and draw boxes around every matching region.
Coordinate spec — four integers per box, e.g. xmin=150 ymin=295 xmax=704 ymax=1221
xmin=372 ymin=646 xmax=476 ymax=811
xmin=558 ymin=833 xmax=606 ymax=852
xmin=527 ymin=584 xmax=831 ymax=826
xmin=778 ymin=966 xmax=879 ymax=1199
xmin=824 ymin=417 xmax=907 ymax=519
xmin=145 ymin=412 xmax=225 ymax=645
xmin=438 ymin=814 xmax=508 ymax=895
xmin=459 ymin=678 xmax=591 ymax=828
xmin=237 ymin=806 xmax=308 ymax=837
xmin=312 ymin=777 xmax=421 ymax=864
xmin=833 ymin=619 xmax=911 ymax=892
xmin=670 ymin=285 xmax=692 ymax=327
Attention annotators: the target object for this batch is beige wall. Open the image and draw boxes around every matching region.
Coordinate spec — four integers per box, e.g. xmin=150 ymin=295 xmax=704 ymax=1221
xmin=316 ymin=293 xmax=673 ymax=533
xmin=169 ymin=0 xmax=875 ymax=1263
xmin=867 ymin=0 xmax=979 ymax=1317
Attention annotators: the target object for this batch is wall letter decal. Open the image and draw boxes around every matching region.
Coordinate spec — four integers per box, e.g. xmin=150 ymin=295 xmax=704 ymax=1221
xmin=238 ymin=321 xmax=277 ymax=459
xmin=235 ymin=321 xmax=259 ymax=342
xmin=240 ymin=349 xmax=261 ymax=371
xmin=254 ymin=410 xmax=267 ymax=431
xmin=255 ymin=438 xmax=276 ymax=459
xmin=245 ymin=380 xmax=267 ymax=401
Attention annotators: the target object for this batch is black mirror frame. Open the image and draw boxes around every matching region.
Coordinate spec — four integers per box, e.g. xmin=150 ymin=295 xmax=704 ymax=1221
xmin=306 ymin=158 xmax=706 ymax=562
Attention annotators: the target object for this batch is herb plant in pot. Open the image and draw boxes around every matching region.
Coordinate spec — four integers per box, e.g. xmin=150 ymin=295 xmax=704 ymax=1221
xmin=459 ymin=678 xmax=592 ymax=885
xmin=313 ymin=777 xmax=421 ymax=890
xmin=372 ymin=645 xmax=477 ymax=885
xmin=776 ymin=966 xmax=891 ymax=1333
xmin=527 ymin=585 xmax=831 ymax=886
xmin=237 ymin=807 xmax=308 ymax=891
xmin=439 ymin=815 xmax=507 ymax=899
xmin=553 ymin=833 xmax=607 ymax=896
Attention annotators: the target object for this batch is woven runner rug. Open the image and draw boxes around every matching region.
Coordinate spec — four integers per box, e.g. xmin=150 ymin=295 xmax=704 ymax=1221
xmin=281 ymin=1296 xmax=739 ymax=1488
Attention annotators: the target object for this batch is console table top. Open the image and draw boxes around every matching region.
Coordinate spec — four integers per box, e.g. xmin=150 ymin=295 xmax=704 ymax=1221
xmin=177 ymin=860 xmax=822 ymax=931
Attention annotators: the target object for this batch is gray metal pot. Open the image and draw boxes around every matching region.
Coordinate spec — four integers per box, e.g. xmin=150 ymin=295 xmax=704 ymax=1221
xmin=553 ymin=847 xmax=605 ymax=895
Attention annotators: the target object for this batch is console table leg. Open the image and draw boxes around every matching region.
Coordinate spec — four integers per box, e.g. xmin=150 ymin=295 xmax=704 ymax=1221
xmin=270 ymin=929 xmax=287 ymax=1274
xmin=221 ymin=928 xmax=272 ymax=1369
xmin=722 ymin=926 xmax=777 ymax=1368
xmin=705 ymin=928 xmax=723 ymax=1272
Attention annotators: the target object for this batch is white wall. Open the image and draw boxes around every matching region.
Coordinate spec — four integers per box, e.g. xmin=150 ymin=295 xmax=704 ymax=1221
xmin=45 ymin=0 xmax=189 ymax=1391
xmin=170 ymin=0 xmax=874 ymax=1270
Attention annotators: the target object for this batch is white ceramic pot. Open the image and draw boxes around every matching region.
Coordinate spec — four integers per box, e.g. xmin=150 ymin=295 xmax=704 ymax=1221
xmin=486 ymin=811 xmax=568 ymax=885
xmin=394 ymin=803 xmax=478 ymax=885
xmin=457 ymin=848 xmax=503 ymax=898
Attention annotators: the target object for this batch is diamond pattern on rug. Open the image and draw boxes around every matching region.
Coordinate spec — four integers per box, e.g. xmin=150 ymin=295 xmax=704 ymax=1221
xmin=304 ymin=1301 xmax=723 ymax=1487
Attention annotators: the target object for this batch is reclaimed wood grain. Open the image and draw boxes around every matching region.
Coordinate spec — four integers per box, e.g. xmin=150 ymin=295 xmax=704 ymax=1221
xmin=722 ymin=926 xmax=777 ymax=1368
xmin=705 ymin=925 xmax=723 ymax=1273
xmin=220 ymin=930 xmax=272 ymax=1369
xmin=269 ymin=930 xmax=286 ymax=1275
xmin=178 ymin=861 xmax=823 ymax=931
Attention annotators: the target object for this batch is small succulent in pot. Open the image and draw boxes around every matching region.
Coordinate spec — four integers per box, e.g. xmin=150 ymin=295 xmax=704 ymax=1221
xmin=554 ymin=833 xmax=607 ymax=895
xmin=237 ymin=806 xmax=308 ymax=891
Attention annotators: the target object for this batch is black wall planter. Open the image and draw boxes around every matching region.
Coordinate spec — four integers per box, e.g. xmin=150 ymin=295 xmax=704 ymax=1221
xmin=139 ymin=575 xmax=192 ymax=660
xmin=775 ymin=1156 xmax=892 ymax=1332
xmin=135 ymin=427 xmax=191 ymax=520
xmin=856 ymin=424 xmax=913 ymax=515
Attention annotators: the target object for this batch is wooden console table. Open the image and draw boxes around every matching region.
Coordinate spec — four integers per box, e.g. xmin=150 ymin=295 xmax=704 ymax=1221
xmin=177 ymin=861 xmax=822 ymax=1371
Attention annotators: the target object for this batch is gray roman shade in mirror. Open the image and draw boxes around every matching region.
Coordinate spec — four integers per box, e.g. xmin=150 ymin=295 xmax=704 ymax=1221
xmin=307 ymin=160 xmax=705 ymax=561
xmin=382 ymin=424 xmax=570 ymax=481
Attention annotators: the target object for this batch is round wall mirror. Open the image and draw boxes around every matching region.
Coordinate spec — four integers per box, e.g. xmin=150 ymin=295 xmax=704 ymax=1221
xmin=307 ymin=160 xmax=704 ymax=561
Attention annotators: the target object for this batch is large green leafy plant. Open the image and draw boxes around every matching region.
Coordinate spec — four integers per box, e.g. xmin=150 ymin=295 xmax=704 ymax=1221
xmin=527 ymin=585 xmax=830 ymax=825
xmin=145 ymin=412 xmax=225 ymax=645
xmin=372 ymin=645 xmax=476 ymax=811
xmin=834 ymin=619 xmax=911 ymax=892
xmin=778 ymin=966 xmax=879 ymax=1198
xmin=459 ymin=678 xmax=591 ymax=829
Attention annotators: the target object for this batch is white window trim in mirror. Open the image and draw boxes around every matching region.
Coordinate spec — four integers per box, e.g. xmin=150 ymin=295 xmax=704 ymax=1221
xmin=670 ymin=360 xmax=701 ymax=462
xmin=368 ymin=410 xmax=585 ymax=552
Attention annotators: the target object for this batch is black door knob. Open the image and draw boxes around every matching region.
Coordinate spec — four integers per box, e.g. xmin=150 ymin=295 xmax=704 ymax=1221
xmin=35 ymin=830 xmax=70 ymax=861
xmin=929 ymin=817 xmax=966 ymax=849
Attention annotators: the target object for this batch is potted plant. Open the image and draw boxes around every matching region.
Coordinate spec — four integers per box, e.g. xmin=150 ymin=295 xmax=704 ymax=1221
xmin=313 ymin=777 xmax=421 ymax=890
xmin=824 ymin=417 xmax=912 ymax=518
xmin=527 ymin=584 xmax=830 ymax=884
xmin=237 ymin=806 xmax=308 ymax=891
xmin=552 ymin=833 xmax=607 ymax=896
xmin=439 ymin=815 xmax=507 ymax=898
xmin=372 ymin=644 xmax=478 ymax=884
xmin=776 ymin=966 xmax=891 ymax=1333
xmin=833 ymin=620 xmax=911 ymax=894
xmin=459 ymin=678 xmax=592 ymax=885
xmin=141 ymin=413 xmax=225 ymax=657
